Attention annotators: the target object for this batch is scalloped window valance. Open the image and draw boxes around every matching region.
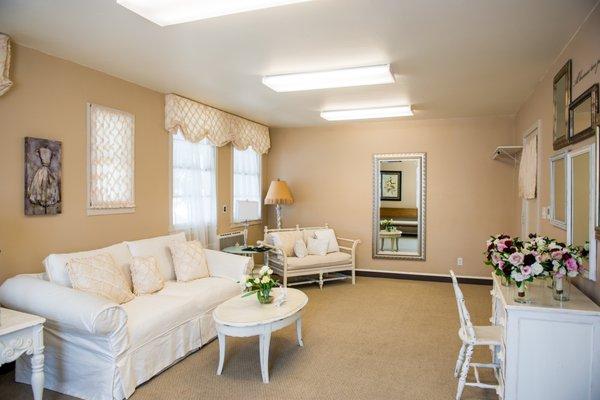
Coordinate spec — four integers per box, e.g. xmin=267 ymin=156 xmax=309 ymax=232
xmin=165 ymin=93 xmax=270 ymax=154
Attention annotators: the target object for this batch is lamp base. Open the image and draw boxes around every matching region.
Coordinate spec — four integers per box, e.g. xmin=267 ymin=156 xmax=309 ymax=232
xmin=276 ymin=204 xmax=282 ymax=229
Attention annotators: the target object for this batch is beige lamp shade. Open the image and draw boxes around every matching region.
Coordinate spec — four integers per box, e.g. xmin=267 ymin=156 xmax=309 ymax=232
xmin=264 ymin=179 xmax=294 ymax=205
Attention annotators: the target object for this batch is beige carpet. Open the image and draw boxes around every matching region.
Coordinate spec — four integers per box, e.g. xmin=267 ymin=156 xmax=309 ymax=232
xmin=0 ymin=277 xmax=497 ymax=399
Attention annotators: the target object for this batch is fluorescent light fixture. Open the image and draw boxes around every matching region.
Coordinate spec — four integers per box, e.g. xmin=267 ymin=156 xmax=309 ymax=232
xmin=116 ymin=0 xmax=312 ymax=26
xmin=320 ymin=105 xmax=413 ymax=121
xmin=262 ymin=64 xmax=394 ymax=92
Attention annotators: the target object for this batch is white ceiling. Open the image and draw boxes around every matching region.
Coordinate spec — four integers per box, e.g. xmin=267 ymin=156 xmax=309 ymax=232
xmin=0 ymin=0 xmax=597 ymax=127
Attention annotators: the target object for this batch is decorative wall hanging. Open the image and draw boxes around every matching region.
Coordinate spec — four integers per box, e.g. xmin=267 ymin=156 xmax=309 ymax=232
xmin=24 ymin=137 xmax=62 ymax=215
xmin=0 ymin=33 xmax=13 ymax=96
xmin=552 ymin=60 xmax=571 ymax=150
xmin=568 ymin=83 xmax=598 ymax=145
xmin=380 ymin=171 xmax=402 ymax=201
xmin=164 ymin=94 xmax=270 ymax=154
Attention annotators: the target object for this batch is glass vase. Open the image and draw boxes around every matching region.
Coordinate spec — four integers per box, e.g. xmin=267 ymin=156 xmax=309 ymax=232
xmin=500 ymin=275 xmax=511 ymax=287
xmin=553 ymin=276 xmax=571 ymax=301
xmin=513 ymin=283 xmax=530 ymax=303
xmin=257 ymin=289 xmax=273 ymax=304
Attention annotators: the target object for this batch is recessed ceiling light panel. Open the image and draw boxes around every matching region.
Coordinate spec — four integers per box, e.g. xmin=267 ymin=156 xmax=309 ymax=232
xmin=320 ymin=105 xmax=413 ymax=121
xmin=117 ymin=0 xmax=312 ymax=26
xmin=262 ymin=64 xmax=395 ymax=92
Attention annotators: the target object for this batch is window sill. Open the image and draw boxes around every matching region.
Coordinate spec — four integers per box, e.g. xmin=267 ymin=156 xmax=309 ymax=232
xmin=87 ymin=207 xmax=135 ymax=216
xmin=230 ymin=219 xmax=263 ymax=229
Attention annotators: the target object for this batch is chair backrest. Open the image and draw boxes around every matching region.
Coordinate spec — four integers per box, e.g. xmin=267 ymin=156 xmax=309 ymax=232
xmin=217 ymin=229 xmax=246 ymax=250
xmin=263 ymin=224 xmax=329 ymax=243
xmin=449 ymin=270 xmax=476 ymax=340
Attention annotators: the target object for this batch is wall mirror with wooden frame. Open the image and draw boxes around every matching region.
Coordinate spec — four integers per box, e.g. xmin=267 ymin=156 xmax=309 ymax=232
xmin=550 ymin=152 xmax=567 ymax=229
xmin=569 ymin=83 xmax=598 ymax=145
xmin=553 ymin=60 xmax=571 ymax=150
xmin=567 ymin=144 xmax=596 ymax=281
xmin=372 ymin=153 xmax=426 ymax=260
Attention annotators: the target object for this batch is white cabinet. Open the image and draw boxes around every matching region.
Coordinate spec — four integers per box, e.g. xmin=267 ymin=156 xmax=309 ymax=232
xmin=490 ymin=275 xmax=600 ymax=400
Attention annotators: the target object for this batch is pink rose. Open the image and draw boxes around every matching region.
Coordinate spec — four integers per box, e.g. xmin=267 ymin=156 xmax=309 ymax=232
xmin=497 ymin=260 xmax=505 ymax=269
xmin=566 ymin=257 xmax=578 ymax=271
xmin=522 ymin=266 xmax=532 ymax=277
xmin=491 ymin=253 xmax=502 ymax=265
xmin=551 ymin=251 xmax=563 ymax=260
xmin=508 ymin=252 xmax=524 ymax=266
xmin=497 ymin=242 xmax=507 ymax=252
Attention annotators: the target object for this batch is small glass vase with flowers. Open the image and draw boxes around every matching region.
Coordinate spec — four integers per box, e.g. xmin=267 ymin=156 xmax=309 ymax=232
xmin=242 ymin=266 xmax=279 ymax=304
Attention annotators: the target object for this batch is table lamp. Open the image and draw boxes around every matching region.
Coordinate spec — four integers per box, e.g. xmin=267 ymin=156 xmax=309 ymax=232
xmin=236 ymin=200 xmax=260 ymax=245
xmin=264 ymin=179 xmax=293 ymax=229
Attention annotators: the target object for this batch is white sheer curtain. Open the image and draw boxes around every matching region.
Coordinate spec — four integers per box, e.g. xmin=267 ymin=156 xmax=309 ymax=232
xmin=172 ymin=133 xmax=217 ymax=248
xmin=519 ymin=132 xmax=537 ymax=199
xmin=233 ymin=147 xmax=262 ymax=222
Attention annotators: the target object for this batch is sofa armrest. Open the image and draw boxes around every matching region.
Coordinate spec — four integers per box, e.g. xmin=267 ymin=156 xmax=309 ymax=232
xmin=257 ymin=241 xmax=287 ymax=265
xmin=0 ymin=274 xmax=127 ymax=336
xmin=205 ymin=249 xmax=253 ymax=282
xmin=337 ymin=237 xmax=361 ymax=254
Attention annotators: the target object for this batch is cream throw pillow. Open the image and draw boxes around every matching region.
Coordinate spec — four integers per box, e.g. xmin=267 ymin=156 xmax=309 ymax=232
xmin=271 ymin=231 xmax=302 ymax=257
xmin=168 ymin=240 xmax=209 ymax=282
xmin=307 ymin=237 xmax=329 ymax=256
xmin=294 ymin=239 xmax=308 ymax=258
xmin=314 ymin=229 xmax=340 ymax=253
xmin=130 ymin=256 xmax=164 ymax=295
xmin=66 ymin=253 xmax=135 ymax=304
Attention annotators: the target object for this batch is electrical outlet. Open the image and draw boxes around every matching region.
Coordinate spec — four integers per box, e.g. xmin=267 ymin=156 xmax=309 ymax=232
xmin=222 ymin=205 xmax=227 ymax=213
xmin=456 ymin=257 xmax=463 ymax=267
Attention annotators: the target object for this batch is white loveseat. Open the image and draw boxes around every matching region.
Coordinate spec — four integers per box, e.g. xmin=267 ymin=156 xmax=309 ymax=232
xmin=0 ymin=233 xmax=252 ymax=400
xmin=260 ymin=225 xmax=360 ymax=288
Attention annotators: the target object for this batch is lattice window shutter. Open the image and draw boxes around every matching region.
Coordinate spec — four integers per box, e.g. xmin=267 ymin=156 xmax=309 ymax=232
xmin=88 ymin=103 xmax=135 ymax=210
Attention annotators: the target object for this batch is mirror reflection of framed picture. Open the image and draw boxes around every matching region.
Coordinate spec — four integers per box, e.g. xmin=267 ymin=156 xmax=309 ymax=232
xmin=569 ymin=83 xmax=598 ymax=145
xmin=380 ymin=171 xmax=402 ymax=201
xmin=553 ymin=60 xmax=571 ymax=150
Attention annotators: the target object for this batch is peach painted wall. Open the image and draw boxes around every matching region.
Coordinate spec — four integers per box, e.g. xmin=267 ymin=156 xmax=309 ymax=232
xmin=267 ymin=116 xmax=517 ymax=278
xmin=0 ymin=44 xmax=267 ymax=283
xmin=514 ymin=5 xmax=600 ymax=303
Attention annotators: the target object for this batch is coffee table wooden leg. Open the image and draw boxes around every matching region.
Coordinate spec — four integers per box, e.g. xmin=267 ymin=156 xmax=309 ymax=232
xmin=296 ymin=318 xmax=304 ymax=347
xmin=259 ymin=329 xmax=271 ymax=383
xmin=217 ymin=331 xmax=226 ymax=375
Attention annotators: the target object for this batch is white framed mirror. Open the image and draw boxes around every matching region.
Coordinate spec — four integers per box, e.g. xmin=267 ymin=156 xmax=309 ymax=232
xmin=550 ymin=152 xmax=567 ymax=229
xmin=567 ymin=144 xmax=596 ymax=281
xmin=372 ymin=153 xmax=426 ymax=260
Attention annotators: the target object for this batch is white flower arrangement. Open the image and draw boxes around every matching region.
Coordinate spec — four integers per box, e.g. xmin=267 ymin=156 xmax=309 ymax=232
xmin=241 ymin=265 xmax=279 ymax=304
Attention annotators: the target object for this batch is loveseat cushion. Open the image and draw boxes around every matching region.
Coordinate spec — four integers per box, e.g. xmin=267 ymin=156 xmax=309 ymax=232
xmin=158 ymin=277 xmax=241 ymax=314
xmin=126 ymin=232 xmax=186 ymax=281
xmin=274 ymin=251 xmax=352 ymax=271
xmin=44 ymin=242 xmax=133 ymax=289
xmin=270 ymin=230 xmax=302 ymax=257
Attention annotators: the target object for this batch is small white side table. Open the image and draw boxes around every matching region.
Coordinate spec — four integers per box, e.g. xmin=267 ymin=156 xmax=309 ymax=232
xmin=0 ymin=308 xmax=45 ymax=400
xmin=213 ymin=288 xmax=308 ymax=383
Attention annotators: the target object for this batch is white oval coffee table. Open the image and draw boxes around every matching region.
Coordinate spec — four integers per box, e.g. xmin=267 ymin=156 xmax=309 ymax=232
xmin=213 ymin=288 xmax=308 ymax=383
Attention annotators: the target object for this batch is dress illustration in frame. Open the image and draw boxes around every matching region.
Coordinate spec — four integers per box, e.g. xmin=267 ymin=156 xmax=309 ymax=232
xmin=24 ymin=137 xmax=62 ymax=215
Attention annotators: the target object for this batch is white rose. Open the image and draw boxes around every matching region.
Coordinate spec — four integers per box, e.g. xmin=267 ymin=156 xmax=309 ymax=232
xmin=531 ymin=262 xmax=543 ymax=276
xmin=261 ymin=275 xmax=270 ymax=284
xmin=268 ymin=268 xmax=273 ymax=275
xmin=254 ymin=278 xmax=260 ymax=284
xmin=259 ymin=265 xmax=269 ymax=275
xmin=245 ymin=282 xmax=252 ymax=287
xmin=567 ymin=270 xmax=578 ymax=278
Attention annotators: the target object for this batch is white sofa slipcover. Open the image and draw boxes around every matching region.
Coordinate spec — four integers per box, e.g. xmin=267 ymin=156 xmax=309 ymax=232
xmin=0 ymin=240 xmax=252 ymax=400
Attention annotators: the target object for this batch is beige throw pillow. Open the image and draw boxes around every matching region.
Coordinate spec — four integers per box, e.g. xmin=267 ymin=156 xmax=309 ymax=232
xmin=314 ymin=229 xmax=340 ymax=253
xmin=66 ymin=253 xmax=135 ymax=304
xmin=271 ymin=231 xmax=302 ymax=257
xmin=294 ymin=239 xmax=308 ymax=258
xmin=307 ymin=237 xmax=329 ymax=256
xmin=130 ymin=256 xmax=164 ymax=295
xmin=168 ymin=240 xmax=209 ymax=282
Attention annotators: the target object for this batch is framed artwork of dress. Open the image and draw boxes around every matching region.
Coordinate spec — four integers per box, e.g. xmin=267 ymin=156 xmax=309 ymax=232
xmin=24 ymin=137 xmax=62 ymax=215
xmin=380 ymin=171 xmax=402 ymax=201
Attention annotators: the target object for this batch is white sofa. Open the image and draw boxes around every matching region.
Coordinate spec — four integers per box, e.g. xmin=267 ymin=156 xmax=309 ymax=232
xmin=0 ymin=233 xmax=253 ymax=400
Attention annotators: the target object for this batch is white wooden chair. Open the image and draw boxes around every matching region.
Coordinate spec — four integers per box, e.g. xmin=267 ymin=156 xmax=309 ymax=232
xmin=450 ymin=270 xmax=502 ymax=400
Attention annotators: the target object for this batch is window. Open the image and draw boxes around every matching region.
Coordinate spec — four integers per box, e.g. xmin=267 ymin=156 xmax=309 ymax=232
xmin=233 ymin=147 xmax=262 ymax=223
xmin=171 ymin=133 xmax=217 ymax=247
xmin=87 ymin=103 xmax=135 ymax=214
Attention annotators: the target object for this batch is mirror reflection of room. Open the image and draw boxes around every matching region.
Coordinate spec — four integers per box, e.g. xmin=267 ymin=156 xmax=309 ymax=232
xmin=379 ymin=159 xmax=419 ymax=254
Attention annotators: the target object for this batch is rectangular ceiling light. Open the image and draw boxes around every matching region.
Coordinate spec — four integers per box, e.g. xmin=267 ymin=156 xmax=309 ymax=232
xmin=320 ymin=105 xmax=413 ymax=121
xmin=262 ymin=64 xmax=394 ymax=92
xmin=117 ymin=0 xmax=312 ymax=26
